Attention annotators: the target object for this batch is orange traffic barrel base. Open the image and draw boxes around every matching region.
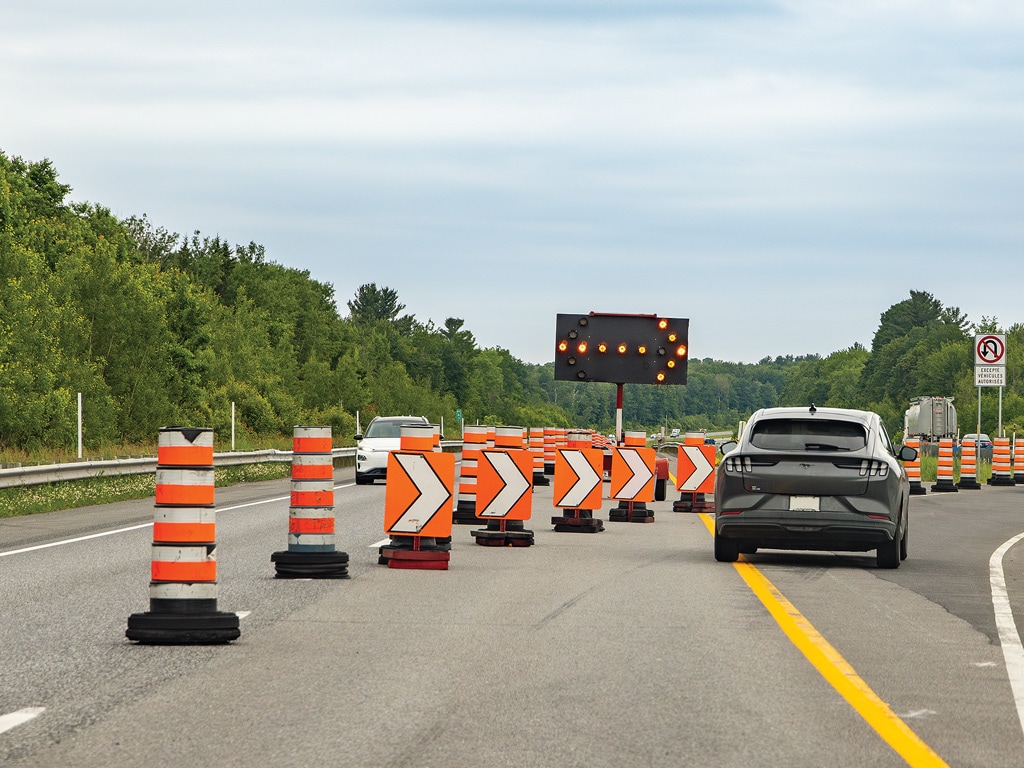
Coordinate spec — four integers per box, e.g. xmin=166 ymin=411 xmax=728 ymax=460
xmin=378 ymin=537 xmax=450 ymax=565
xmin=271 ymin=549 xmax=350 ymax=579
xmin=931 ymin=479 xmax=959 ymax=492
xmin=909 ymin=481 xmax=927 ymax=496
xmin=608 ymin=501 xmax=655 ymax=523
xmin=532 ymin=472 xmax=551 ymax=486
xmin=126 ymin=609 xmax=240 ymax=645
xmin=988 ymin=476 xmax=1016 ymax=487
xmin=453 ymin=500 xmax=479 ymax=524
xmin=957 ymin=478 xmax=982 ymax=490
xmin=551 ymin=512 xmax=604 ymax=533
xmin=472 ymin=528 xmax=535 ymax=546
xmin=673 ymin=492 xmax=714 ymax=513
xmin=387 ymin=548 xmax=450 ymax=570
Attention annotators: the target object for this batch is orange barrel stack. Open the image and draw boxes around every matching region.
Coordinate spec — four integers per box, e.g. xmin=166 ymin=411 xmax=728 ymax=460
xmin=930 ymin=437 xmax=958 ymax=492
xmin=904 ymin=438 xmax=926 ymax=495
xmin=957 ymin=436 xmax=981 ymax=490
xmin=271 ymin=426 xmax=349 ymax=578
xmin=127 ymin=427 xmax=240 ymax=644
xmin=1014 ymin=434 xmax=1024 ymax=485
xmin=673 ymin=432 xmax=715 ymax=512
xmin=551 ymin=429 xmax=605 ymax=533
xmin=454 ymin=424 xmax=488 ymax=525
xmin=608 ymin=430 xmax=655 ymax=523
xmin=472 ymin=426 xmax=534 ymax=546
xmin=529 ymin=427 xmax=550 ymax=486
xmin=543 ymin=427 xmax=558 ymax=476
xmin=989 ymin=437 xmax=1015 ymax=486
xmin=379 ymin=424 xmax=455 ymax=568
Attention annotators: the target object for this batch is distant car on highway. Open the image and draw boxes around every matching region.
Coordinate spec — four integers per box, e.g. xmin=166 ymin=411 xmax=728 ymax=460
xmin=713 ymin=405 xmax=917 ymax=569
xmin=962 ymin=433 xmax=993 ymax=449
xmin=354 ymin=415 xmax=430 ymax=484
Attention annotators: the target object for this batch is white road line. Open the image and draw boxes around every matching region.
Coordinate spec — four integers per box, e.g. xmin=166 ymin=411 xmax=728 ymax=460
xmin=0 ymin=482 xmax=354 ymax=559
xmin=0 ymin=707 xmax=45 ymax=735
xmin=0 ymin=524 xmax=153 ymax=558
xmin=990 ymin=531 xmax=1024 ymax=737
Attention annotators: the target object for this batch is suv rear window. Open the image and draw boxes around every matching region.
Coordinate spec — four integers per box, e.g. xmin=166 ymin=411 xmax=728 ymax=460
xmin=749 ymin=419 xmax=867 ymax=452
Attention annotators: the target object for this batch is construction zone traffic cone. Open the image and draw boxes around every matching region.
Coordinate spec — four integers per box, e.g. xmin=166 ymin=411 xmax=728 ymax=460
xmin=126 ymin=427 xmax=240 ymax=644
xmin=472 ymin=426 xmax=535 ymax=546
xmin=989 ymin=437 xmax=1015 ymax=486
xmin=529 ymin=427 xmax=550 ymax=486
xmin=551 ymin=430 xmax=605 ymax=532
xmin=379 ymin=425 xmax=455 ymax=569
xmin=454 ymin=425 xmax=488 ymax=525
xmin=904 ymin=438 xmax=926 ymax=495
xmin=271 ymin=426 xmax=349 ymax=578
xmin=608 ymin=431 xmax=655 ymax=523
xmin=930 ymin=438 xmax=958 ymax=492
xmin=957 ymin=436 xmax=981 ymax=490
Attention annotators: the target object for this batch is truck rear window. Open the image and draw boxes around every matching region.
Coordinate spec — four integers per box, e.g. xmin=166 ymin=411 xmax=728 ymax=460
xmin=749 ymin=419 xmax=867 ymax=452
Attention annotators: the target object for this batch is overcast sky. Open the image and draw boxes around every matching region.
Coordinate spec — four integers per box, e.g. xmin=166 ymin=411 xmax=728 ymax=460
xmin=3 ymin=1 xmax=1023 ymax=365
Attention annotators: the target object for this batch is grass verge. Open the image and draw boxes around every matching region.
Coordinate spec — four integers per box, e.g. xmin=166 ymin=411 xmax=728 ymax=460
xmin=0 ymin=462 xmax=291 ymax=519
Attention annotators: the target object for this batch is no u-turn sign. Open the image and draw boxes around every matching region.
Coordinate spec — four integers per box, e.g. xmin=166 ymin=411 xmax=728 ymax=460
xmin=975 ymin=333 xmax=1007 ymax=387
xmin=975 ymin=334 xmax=1006 ymax=366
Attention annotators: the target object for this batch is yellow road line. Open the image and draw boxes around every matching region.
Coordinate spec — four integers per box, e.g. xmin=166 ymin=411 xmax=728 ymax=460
xmin=697 ymin=513 xmax=948 ymax=767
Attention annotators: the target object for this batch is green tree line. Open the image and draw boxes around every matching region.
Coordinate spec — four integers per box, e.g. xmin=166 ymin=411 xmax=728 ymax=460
xmin=2 ymin=153 xmax=1021 ymax=453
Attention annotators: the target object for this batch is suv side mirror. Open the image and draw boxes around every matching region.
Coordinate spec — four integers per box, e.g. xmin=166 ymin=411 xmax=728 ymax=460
xmin=354 ymin=434 xmax=363 ymax=441
xmin=720 ymin=440 xmax=738 ymax=455
xmin=899 ymin=445 xmax=918 ymax=462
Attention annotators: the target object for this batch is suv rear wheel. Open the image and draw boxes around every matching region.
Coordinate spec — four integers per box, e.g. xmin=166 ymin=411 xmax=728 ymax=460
xmin=714 ymin=534 xmax=739 ymax=562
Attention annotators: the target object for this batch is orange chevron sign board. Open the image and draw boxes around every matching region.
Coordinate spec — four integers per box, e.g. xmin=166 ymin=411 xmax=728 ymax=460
xmin=676 ymin=444 xmax=716 ymax=493
xmin=384 ymin=451 xmax=455 ymax=538
xmin=553 ymin=447 xmax=604 ymax=510
xmin=610 ymin=446 xmax=656 ymax=502
xmin=476 ymin=449 xmax=534 ymax=520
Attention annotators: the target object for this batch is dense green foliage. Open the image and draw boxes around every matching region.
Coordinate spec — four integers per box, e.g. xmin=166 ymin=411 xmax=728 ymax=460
xmin=3 ymin=153 xmax=1022 ymax=453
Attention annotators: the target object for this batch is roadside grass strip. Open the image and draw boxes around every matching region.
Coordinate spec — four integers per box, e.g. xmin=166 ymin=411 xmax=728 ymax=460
xmin=698 ymin=513 xmax=948 ymax=767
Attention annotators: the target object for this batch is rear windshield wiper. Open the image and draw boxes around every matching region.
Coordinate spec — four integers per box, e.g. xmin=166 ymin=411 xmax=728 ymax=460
xmin=804 ymin=442 xmax=844 ymax=451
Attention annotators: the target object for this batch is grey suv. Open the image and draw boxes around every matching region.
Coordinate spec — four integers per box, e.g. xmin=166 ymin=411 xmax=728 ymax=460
xmin=714 ymin=406 xmax=917 ymax=568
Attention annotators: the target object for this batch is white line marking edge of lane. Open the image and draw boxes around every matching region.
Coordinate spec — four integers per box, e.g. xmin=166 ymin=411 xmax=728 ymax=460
xmin=990 ymin=531 xmax=1024 ymax=739
xmin=0 ymin=707 xmax=46 ymax=735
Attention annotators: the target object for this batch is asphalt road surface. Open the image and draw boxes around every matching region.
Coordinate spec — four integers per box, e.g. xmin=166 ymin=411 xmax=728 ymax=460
xmin=2 ymin=466 xmax=1024 ymax=767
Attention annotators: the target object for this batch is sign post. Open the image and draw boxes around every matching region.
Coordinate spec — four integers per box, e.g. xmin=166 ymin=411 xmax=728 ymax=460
xmin=975 ymin=334 xmax=1007 ymax=437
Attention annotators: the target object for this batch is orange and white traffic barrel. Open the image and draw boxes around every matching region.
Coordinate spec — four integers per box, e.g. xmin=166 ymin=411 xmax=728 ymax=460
xmin=673 ymin=432 xmax=715 ymax=511
xmin=380 ymin=424 xmax=454 ymax=569
xmin=454 ymin=424 xmax=488 ymax=525
xmin=272 ymin=426 xmax=349 ymax=578
xmin=1014 ymin=434 xmax=1024 ymax=485
xmin=127 ymin=427 xmax=240 ymax=644
xmin=543 ymin=427 xmax=558 ymax=476
xmin=609 ymin=430 xmax=655 ymax=523
xmin=529 ymin=427 xmax=549 ymax=486
xmin=957 ymin=437 xmax=980 ymax=490
xmin=473 ymin=426 xmax=534 ymax=546
xmin=931 ymin=438 xmax=958 ymax=492
xmin=904 ymin=438 xmax=926 ymax=495
xmin=989 ymin=437 xmax=1014 ymax=486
